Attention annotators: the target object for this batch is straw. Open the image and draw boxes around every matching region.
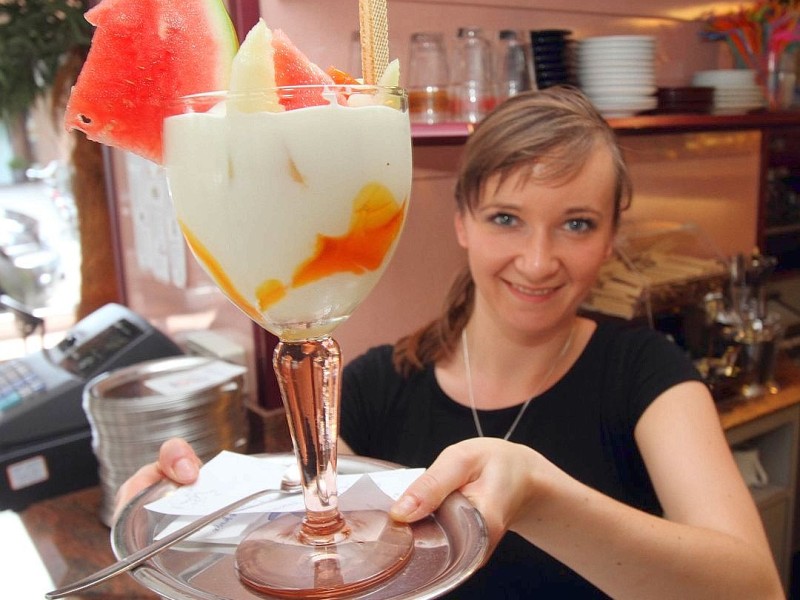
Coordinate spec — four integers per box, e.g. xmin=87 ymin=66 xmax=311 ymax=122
xmin=359 ymin=0 xmax=389 ymax=84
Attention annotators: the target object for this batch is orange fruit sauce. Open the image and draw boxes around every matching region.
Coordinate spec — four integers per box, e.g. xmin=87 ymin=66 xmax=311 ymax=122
xmin=180 ymin=181 xmax=406 ymax=323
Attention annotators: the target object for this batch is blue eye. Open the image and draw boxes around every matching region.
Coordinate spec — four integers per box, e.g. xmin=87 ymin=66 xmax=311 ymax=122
xmin=565 ymin=218 xmax=596 ymax=233
xmin=491 ymin=213 xmax=518 ymax=227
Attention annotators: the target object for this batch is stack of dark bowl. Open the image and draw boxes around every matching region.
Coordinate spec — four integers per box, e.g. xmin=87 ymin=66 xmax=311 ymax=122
xmin=529 ymin=29 xmax=574 ymax=89
xmin=654 ymin=87 xmax=714 ymax=114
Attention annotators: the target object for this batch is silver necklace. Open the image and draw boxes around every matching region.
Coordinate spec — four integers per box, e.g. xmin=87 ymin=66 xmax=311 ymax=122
xmin=461 ymin=325 xmax=575 ymax=440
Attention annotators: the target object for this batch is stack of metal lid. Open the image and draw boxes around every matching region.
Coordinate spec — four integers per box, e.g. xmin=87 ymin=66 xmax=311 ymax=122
xmin=83 ymin=355 xmax=248 ymax=525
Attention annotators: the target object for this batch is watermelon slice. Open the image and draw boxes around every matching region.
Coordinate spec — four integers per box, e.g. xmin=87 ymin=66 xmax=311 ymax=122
xmin=64 ymin=0 xmax=238 ymax=164
xmin=272 ymin=29 xmax=335 ymax=109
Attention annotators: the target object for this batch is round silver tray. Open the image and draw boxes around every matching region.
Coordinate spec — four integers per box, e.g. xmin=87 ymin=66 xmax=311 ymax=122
xmin=112 ymin=454 xmax=488 ymax=599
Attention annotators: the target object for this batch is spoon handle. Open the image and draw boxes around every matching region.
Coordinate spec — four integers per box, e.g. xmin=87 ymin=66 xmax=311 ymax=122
xmin=45 ymin=487 xmax=288 ymax=599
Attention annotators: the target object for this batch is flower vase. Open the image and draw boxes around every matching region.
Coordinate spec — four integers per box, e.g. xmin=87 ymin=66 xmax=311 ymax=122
xmin=764 ymin=48 xmax=797 ymax=111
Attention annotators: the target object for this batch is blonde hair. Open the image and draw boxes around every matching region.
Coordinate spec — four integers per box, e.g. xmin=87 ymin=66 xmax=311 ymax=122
xmin=393 ymin=86 xmax=632 ymax=375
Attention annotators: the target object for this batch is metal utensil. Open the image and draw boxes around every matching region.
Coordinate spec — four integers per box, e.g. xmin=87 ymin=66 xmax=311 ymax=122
xmin=45 ymin=466 xmax=302 ymax=599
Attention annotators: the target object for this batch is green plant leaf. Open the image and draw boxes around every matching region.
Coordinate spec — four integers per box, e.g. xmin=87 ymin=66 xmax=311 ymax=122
xmin=0 ymin=0 xmax=92 ymax=122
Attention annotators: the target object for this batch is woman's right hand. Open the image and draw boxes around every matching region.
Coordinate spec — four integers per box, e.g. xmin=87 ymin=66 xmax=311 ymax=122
xmin=113 ymin=437 xmax=202 ymax=521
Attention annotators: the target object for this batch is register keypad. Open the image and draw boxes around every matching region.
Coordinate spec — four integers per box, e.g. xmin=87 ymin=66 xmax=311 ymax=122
xmin=0 ymin=360 xmax=46 ymax=413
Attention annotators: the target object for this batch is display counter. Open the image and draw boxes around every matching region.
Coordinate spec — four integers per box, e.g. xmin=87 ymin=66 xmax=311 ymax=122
xmin=6 ymin=360 xmax=800 ymax=598
xmin=718 ymin=358 xmax=800 ymax=589
xmin=718 ymin=358 xmax=800 ymax=430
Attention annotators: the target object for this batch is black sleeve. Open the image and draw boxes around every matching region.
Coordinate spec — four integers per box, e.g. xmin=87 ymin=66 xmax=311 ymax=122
xmin=622 ymin=326 xmax=705 ymax=429
xmin=597 ymin=323 xmax=707 ymax=514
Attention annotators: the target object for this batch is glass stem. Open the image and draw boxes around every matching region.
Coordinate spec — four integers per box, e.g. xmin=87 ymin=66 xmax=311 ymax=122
xmin=273 ymin=337 xmax=347 ymax=544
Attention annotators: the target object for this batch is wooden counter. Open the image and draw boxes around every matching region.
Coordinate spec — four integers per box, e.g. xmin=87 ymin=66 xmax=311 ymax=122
xmin=11 ymin=360 xmax=800 ymax=598
xmin=717 ymin=357 xmax=800 ymax=589
xmin=17 ymin=486 xmax=158 ymax=599
xmin=718 ymin=359 xmax=800 ymax=431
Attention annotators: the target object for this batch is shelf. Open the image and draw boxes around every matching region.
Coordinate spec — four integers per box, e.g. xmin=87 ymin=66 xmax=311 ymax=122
xmin=411 ymin=110 xmax=800 ymax=145
xmin=608 ymin=110 xmax=800 ymax=135
xmin=766 ymin=223 xmax=800 ymax=236
xmin=411 ymin=122 xmax=472 ymax=145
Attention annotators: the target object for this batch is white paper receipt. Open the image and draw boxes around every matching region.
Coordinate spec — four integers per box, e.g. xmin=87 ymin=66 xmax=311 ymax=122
xmin=145 ymin=452 xmax=424 ymax=543
xmin=144 ymin=360 xmax=247 ymax=396
xmin=145 ymin=451 xmax=423 ymax=517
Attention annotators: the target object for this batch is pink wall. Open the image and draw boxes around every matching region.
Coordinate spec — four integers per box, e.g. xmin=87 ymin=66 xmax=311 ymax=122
xmin=258 ymin=0 xmax=729 ymax=86
xmin=620 ymin=131 xmax=760 ymax=257
xmin=257 ymin=0 xmax=760 ymax=361
xmin=113 ymin=1 xmax=761 ymax=378
xmin=109 ymin=150 xmax=262 ymax=397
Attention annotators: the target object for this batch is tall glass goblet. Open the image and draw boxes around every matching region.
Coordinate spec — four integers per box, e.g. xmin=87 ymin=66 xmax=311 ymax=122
xmin=163 ymin=84 xmax=413 ymax=598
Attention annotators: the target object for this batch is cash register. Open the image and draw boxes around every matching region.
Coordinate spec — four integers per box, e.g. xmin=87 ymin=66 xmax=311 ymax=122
xmin=0 ymin=303 xmax=182 ymax=510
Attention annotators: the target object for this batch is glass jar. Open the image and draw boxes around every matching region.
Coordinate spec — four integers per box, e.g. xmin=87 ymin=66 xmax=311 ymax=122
xmin=765 ymin=47 xmax=798 ymax=111
xmin=450 ymin=26 xmax=497 ymax=123
xmin=407 ymin=32 xmax=451 ymax=124
xmin=496 ymin=30 xmax=532 ymax=101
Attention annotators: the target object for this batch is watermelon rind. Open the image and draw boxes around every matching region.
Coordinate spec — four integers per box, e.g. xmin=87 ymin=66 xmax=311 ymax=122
xmin=64 ymin=0 xmax=239 ymax=164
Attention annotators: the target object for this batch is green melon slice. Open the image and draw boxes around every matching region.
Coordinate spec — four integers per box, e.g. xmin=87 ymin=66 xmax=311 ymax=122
xmin=64 ymin=0 xmax=238 ymax=164
xmin=228 ymin=19 xmax=283 ymax=113
xmin=229 ymin=19 xmax=336 ymax=112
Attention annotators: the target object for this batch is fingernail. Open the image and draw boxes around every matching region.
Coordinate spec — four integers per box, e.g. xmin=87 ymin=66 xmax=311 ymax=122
xmin=174 ymin=457 xmax=197 ymax=481
xmin=390 ymin=495 xmax=419 ymax=520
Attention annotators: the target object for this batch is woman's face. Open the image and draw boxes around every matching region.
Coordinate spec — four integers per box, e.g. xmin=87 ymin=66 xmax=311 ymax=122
xmin=455 ymin=144 xmax=617 ymax=338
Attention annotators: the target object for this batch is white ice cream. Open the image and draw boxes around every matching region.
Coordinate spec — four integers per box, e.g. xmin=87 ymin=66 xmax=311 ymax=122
xmin=164 ymin=95 xmax=412 ymax=340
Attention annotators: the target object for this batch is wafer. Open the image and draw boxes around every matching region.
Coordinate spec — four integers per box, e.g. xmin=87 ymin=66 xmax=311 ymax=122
xmin=359 ymin=0 xmax=389 ymax=84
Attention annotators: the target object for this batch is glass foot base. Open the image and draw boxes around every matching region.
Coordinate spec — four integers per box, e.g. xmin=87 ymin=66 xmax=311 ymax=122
xmin=235 ymin=510 xmax=414 ymax=598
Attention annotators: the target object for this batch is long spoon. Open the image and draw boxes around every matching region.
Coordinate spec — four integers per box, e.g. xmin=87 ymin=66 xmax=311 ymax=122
xmin=45 ymin=467 xmax=302 ymax=599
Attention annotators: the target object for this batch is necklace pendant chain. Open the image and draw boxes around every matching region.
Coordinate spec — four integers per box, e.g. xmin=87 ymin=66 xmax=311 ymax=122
xmin=461 ymin=325 xmax=575 ymax=441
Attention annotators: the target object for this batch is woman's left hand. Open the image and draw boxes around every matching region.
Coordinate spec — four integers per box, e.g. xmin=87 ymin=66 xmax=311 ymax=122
xmin=389 ymin=438 xmax=541 ymax=552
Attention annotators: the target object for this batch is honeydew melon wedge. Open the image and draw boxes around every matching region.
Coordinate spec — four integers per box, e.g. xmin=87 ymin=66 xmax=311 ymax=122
xmin=377 ymin=59 xmax=403 ymax=108
xmin=347 ymin=59 xmax=402 ymax=108
xmin=229 ymin=19 xmax=337 ymax=112
xmin=228 ymin=19 xmax=283 ymax=113
xmin=378 ymin=59 xmax=401 ymax=88
xmin=64 ymin=0 xmax=238 ymax=164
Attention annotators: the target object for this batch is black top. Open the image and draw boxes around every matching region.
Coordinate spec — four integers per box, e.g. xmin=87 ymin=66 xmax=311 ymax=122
xmin=340 ymin=320 xmax=703 ymax=598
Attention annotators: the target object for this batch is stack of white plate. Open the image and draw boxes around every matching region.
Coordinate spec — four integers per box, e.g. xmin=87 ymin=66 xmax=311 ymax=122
xmin=691 ymin=69 xmax=765 ymax=115
xmin=577 ymin=35 xmax=657 ymax=117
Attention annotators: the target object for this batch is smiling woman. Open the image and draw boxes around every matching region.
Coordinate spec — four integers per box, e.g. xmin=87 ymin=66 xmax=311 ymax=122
xmin=115 ymin=86 xmax=785 ymax=599
xmin=454 ymin=149 xmax=617 ymax=344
